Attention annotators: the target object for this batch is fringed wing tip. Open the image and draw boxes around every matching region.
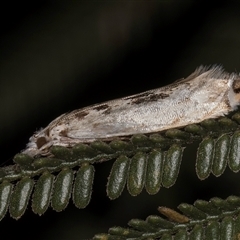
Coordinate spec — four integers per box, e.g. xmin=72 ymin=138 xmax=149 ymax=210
xmin=186 ymin=64 xmax=240 ymax=82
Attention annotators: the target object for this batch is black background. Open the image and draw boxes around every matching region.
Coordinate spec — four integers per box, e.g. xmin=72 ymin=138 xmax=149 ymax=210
xmin=1 ymin=1 xmax=240 ymax=239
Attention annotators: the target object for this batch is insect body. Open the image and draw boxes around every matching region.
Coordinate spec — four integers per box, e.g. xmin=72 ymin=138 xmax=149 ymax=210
xmin=23 ymin=66 xmax=240 ymax=157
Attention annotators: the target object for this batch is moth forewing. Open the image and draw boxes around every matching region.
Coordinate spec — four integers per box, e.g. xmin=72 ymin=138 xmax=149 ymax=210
xmin=22 ymin=66 xmax=240 ymax=157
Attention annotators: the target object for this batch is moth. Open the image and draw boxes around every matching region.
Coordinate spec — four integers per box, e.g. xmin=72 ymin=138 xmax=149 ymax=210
xmin=23 ymin=66 xmax=240 ymax=157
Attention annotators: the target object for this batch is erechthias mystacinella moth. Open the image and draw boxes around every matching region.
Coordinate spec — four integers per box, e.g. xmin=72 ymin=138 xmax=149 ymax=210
xmin=22 ymin=66 xmax=240 ymax=157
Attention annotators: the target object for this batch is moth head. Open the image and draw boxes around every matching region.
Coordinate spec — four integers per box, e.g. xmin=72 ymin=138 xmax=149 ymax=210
xmin=22 ymin=127 xmax=52 ymax=157
xmin=229 ymin=75 xmax=240 ymax=109
xmin=232 ymin=78 xmax=240 ymax=94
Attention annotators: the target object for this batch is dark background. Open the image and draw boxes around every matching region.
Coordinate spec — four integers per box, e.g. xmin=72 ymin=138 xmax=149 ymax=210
xmin=1 ymin=1 xmax=240 ymax=239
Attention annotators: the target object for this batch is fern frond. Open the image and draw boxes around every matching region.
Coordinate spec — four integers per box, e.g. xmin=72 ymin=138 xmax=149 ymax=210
xmin=93 ymin=195 xmax=240 ymax=240
xmin=0 ymin=164 xmax=94 ymax=220
xmin=196 ymin=130 xmax=240 ymax=180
